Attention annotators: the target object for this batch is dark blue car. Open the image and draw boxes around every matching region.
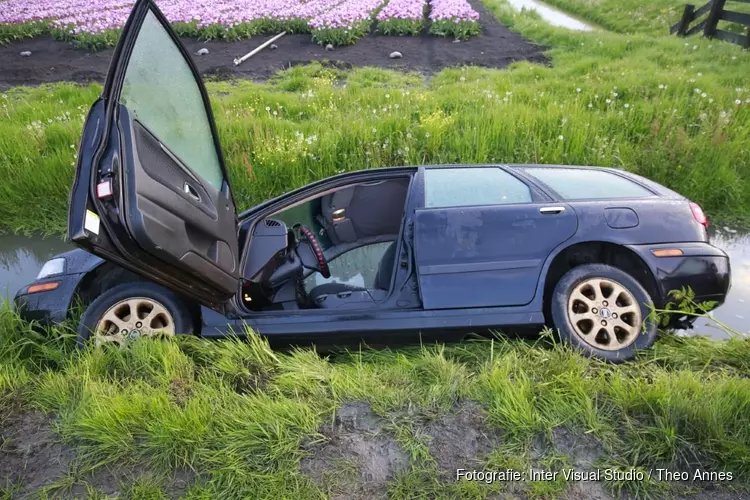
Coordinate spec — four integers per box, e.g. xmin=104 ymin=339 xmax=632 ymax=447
xmin=14 ymin=0 xmax=731 ymax=362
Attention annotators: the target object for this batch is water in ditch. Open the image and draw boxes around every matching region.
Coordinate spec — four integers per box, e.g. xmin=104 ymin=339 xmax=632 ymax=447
xmin=505 ymin=0 xmax=595 ymax=31
xmin=0 ymin=229 xmax=748 ymax=339
xmin=0 ymin=234 xmax=70 ymax=300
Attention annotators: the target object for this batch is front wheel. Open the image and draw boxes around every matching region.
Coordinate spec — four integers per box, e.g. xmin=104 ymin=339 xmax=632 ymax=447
xmin=550 ymin=264 xmax=658 ymax=363
xmin=77 ymin=282 xmax=194 ymax=348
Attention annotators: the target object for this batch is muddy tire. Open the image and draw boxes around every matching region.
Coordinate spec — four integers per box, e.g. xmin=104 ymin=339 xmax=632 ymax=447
xmin=77 ymin=282 xmax=194 ymax=348
xmin=550 ymin=264 xmax=658 ymax=363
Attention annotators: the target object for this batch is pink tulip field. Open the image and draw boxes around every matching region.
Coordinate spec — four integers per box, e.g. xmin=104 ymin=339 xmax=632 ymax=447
xmin=376 ymin=0 xmax=427 ymax=36
xmin=0 ymin=0 xmax=481 ymax=49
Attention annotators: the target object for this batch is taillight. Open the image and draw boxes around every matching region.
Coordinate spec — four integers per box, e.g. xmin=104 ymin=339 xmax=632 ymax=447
xmin=689 ymin=202 xmax=708 ymax=228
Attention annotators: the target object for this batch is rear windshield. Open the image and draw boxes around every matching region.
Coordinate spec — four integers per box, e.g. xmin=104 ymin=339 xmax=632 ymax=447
xmin=522 ymin=167 xmax=655 ymax=200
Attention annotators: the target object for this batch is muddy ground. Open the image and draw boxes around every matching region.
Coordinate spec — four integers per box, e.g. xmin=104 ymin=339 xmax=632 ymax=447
xmin=0 ymin=0 xmax=546 ymax=89
xmin=300 ymin=401 xmax=505 ymax=499
xmin=2 ymin=400 xmax=748 ymax=499
xmin=0 ymin=409 xmax=193 ymax=499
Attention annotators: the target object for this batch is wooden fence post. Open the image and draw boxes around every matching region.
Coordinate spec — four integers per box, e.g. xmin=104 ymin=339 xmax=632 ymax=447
xmin=704 ymin=0 xmax=727 ymax=38
xmin=677 ymin=4 xmax=695 ymax=35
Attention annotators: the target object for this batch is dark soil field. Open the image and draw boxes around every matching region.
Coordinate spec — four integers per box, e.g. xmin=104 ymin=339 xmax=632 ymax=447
xmin=0 ymin=0 xmax=545 ymax=89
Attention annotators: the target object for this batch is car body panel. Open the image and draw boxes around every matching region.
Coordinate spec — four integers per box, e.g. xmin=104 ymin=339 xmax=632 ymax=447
xmin=218 ymin=306 xmax=545 ymax=339
xmin=14 ymin=274 xmax=85 ymax=324
xmin=567 ymin=200 xmax=707 ymax=244
xmin=626 ymin=243 xmax=731 ymax=303
xmin=604 ymin=208 xmax=639 ymax=229
xmin=413 ymin=202 xmax=577 ymax=309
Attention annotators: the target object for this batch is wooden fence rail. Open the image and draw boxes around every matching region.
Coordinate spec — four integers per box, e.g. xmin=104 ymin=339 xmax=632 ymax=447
xmin=671 ymin=0 xmax=750 ymax=47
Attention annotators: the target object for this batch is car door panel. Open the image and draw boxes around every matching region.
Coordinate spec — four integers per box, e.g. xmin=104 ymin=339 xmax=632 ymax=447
xmin=122 ymin=111 xmax=237 ymax=280
xmin=131 ymin=119 xmax=217 ymax=218
xmin=414 ymin=203 xmax=578 ymax=309
xmin=67 ymin=0 xmax=239 ymax=309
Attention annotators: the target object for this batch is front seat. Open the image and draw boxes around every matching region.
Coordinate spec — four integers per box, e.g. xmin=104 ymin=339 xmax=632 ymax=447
xmin=308 ymin=241 xmax=397 ymax=308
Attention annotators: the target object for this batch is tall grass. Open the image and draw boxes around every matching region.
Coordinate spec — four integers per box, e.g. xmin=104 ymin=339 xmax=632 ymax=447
xmin=1 ymin=301 xmax=750 ymax=498
xmin=2 ymin=17 xmax=750 ymax=234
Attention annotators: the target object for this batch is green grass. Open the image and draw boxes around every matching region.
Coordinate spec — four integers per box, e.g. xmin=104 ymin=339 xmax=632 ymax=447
xmin=2 ymin=301 xmax=750 ymax=498
xmin=533 ymin=0 xmax=750 ymax=36
xmin=2 ymin=17 xmax=750 ymax=234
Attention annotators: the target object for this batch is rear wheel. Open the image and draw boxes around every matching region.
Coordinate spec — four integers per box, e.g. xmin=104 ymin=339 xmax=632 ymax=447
xmin=550 ymin=264 xmax=658 ymax=362
xmin=77 ymin=282 xmax=194 ymax=348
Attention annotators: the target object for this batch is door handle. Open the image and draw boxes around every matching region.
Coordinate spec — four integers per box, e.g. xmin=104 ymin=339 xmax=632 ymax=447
xmin=184 ymin=182 xmax=201 ymax=202
xmin=540 ymin=206 xmax=565 ymax=214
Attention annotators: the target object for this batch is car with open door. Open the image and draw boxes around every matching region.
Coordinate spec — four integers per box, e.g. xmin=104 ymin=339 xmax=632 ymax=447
xmin=14 ymin=0 xmax=732 ymax=361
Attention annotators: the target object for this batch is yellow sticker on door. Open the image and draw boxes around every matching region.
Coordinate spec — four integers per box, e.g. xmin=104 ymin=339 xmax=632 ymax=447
xmin=84 ymin=210 xmax=100 ymax=235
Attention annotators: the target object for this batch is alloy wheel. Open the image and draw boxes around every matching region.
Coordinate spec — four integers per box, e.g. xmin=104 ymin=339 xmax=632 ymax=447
xmin=94 ymin=297 xmax=175 ymax=346
xmin=566 ymin=278 xmax=642 ymax=351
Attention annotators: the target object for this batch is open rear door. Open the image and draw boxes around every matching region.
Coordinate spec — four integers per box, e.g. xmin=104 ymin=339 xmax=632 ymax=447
xmin=68 ymin=0 xmax=239 ymax=310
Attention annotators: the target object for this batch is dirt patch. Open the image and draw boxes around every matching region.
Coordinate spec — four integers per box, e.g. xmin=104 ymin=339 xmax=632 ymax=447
xmin=0 ymin=410 xmax=77 ymax=497
xmin=425 ymin=400 xmax=501 ymax=477
xmin=300 ymin=402 xmax=408 ymax=500
xmin=530 ymin=427 xmax=612 ymax=500
xmin=0 ymin=0 xmax=546 ymax=89
xmin=0 ymin=410 xmax=193 ymax=499
xmin=550 ymin=427 xmax=604 ymax=471
xmin=553 ymin=430 xmax=612 ymax=500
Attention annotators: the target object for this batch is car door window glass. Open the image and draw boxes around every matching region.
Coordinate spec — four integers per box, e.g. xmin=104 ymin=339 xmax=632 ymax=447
xmin=120 ymin=9 xmax=223 ymax=189
xmin=424 ymin=168 xmax=532 ymax=208
xmin=523 ymin=168 xmax=654 ymax=200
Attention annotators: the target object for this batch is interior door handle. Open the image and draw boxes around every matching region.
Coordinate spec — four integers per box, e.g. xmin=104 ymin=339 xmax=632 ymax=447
xmin=540 ymin=206 xmax=565 ymax=214
xmin=184 ymin=182 xmax=201 ymax=202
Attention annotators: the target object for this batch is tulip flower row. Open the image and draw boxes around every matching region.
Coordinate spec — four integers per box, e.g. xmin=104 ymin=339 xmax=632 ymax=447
xmin=376 ymin=0 xmax=427 ymax=36
xmin=428 ymin=0 xmax=481 ymax=39
xmin=0 ymin=0 xmax=481 ymax=48
xmin=310 ymin=0 xmax=388 ymax=45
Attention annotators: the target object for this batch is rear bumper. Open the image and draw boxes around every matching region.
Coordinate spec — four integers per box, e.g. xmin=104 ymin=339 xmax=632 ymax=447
xmin=627 ymin=242 xmax=731 ymax=307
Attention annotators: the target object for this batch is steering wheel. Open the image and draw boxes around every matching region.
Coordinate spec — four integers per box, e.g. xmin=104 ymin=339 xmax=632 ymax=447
xmin=297 ymin=225 xmax=331 ymax=279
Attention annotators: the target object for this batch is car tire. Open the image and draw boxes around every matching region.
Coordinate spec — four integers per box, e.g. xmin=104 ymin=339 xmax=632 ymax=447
xmin=550 ymin=264 xmax=658 ymax=363
xmin=77 ymin=282 xmax=194 ymax=348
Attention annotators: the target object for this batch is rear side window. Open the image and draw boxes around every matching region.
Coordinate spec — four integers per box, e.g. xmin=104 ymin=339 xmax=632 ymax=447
xmin=522 ymin=168 xmax=654 ymax=200
xmin=424 ymin=168 xmax=532 ymax=208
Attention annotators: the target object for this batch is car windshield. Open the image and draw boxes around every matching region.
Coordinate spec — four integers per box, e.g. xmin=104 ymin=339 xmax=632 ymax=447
xmin=522 ymin=167 xmax=655 ymax=200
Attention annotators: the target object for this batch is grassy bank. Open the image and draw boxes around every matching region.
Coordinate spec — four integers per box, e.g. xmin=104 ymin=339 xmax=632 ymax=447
xmin=533 ymin=0 xmax=750 ymax=36
xmin=1 ymin=303 xmax=750 ymax=499
xmin=2 ymin=5 xmax=750 ymax=234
